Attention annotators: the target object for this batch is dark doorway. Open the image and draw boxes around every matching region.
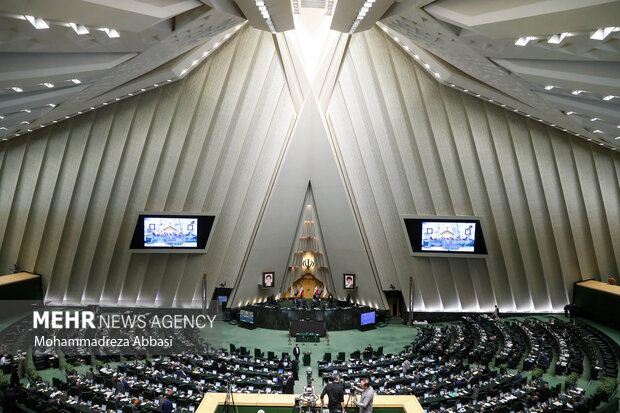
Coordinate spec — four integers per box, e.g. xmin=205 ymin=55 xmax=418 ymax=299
xmin=383 ymin=290 xmax=406 ymax=319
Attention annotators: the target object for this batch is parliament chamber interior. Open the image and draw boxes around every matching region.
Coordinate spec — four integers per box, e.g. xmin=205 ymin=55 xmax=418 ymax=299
xmin=0 ymin=1 xmax=619 ymax=413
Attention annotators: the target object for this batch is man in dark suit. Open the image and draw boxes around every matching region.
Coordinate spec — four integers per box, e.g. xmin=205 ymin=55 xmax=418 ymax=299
xmin=293 ymin=344 xmax=301 ymax=361
xmin=284 ymin=373 xmax=295 ymax=394
xmin=161 ymin=396 xmax=173 ymax=413
xmin=471 ymin=384 xmax=480 ymax=402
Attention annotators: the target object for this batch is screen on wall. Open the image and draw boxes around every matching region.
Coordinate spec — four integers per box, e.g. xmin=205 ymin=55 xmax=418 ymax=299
xmin=240 ymin=310 xmax=254 ymax=324
xmin=404 ymin=217 xmax=487 ymax=256
xmin=360 ymin=311 xmax=376 ymax=326
xmin=421 ymin=221 xmax=476 ymax=252
xmin=130 ymin=214 xmax=215 ymax=251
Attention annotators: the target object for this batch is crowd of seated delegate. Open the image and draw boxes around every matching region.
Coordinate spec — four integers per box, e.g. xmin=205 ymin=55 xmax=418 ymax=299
xmin=317 ymin=316 xmax=617 ymax=412
xmin=3 ymin=349 xmax=300 ymax=412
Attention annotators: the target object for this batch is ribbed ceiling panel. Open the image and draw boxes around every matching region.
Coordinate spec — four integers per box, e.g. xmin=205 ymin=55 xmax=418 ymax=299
xmin=326 ymin=28 xmax=620 ymax=312
xmin=0 ymin=26 xmax=296 ymax=307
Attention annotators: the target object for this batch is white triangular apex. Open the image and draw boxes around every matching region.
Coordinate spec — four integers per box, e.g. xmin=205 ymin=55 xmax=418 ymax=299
xmin=230 ymin=94 xmax=385 ymax=309
xmin=283 ymin=183 xmax=334 ymax=295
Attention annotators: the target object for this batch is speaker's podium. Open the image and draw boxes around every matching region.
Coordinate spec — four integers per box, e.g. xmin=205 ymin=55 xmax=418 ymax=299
xmin=196 ymin=393 xmax=424 ymax=413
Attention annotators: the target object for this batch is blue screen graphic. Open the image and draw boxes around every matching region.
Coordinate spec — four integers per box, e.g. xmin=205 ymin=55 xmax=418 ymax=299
xmin=240 ymin=310 xmax=254 ymax=324
xmin=421 ymin=222 xmax=476 ymax=252
xmin=144 ymin=217 xmax=198 ymax=248
xmin=360 ymin=311 xmax=375 ymax=326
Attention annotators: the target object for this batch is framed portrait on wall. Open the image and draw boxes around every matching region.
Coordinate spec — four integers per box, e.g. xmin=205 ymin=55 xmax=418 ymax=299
xmin=343 ymin=273 xmax=356 ymax=289
xmin=262 ymin=271 xmax=275 ymax=288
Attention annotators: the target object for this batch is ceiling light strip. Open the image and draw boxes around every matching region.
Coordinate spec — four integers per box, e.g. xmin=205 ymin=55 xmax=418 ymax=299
xmin=255 ymin=0 xmax=276 ymax=32
xmin=349 ymin=0 xmax=375 ymax=35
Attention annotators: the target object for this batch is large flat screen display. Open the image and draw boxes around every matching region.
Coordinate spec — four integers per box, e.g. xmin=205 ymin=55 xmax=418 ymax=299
xmin=240 ymin=310 xmax=254 ymax=324
xmin=360 ymin=311 xmax=375 ymax=326
xmin=130 ymin=214 xmax=215 ymax=251
xmin=421 ymin=221 xmax=476 ymax=252
xmin=144 ymin=217 xmax=198 ymax=247
xmin=403 ymin=217 xmax=487 ymax=256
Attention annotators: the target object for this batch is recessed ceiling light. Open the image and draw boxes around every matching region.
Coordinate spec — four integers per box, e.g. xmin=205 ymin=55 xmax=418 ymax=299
xmin=515 ymin=36 xmax=533 ymax=46
xmin=20 ymin=121 xmax=29 ymax=124
xmin=593 ymin=130 xmax=603 ymax=133
xmin=11 ymin=87 xmax=23 ymax=92
xmin=140 ymin=88 xmax=146 ymax=92
xmin=571 ymin=90 xmax=584 ymax=95
xmin=591 ymin=117 xmax=601 ymax=121
xmin=0 ymin=115 xmax=4 ymax=119
xmin=566 ymin=111 xmax=575 ymax=115
xmin=70 ymin=79 xmax=81 ymax=84
xmin=544 ymin=85 xmax=556 ymax=90
xmin=69 ymin=22 xmax=89 ymax=35
xmin=0 ymin=127 xmax=7 ymax=130
xmin=591 ymin=27 xmax=615 ymax=40
xmin=102 ymin=28 xmax=120 ymax=38
xmin=603 ymin=95 xmax=616 ymax=101
xmin=24 ymin=15 xmax=49 ymax=29
xmin=42 ymin=82 xmax=54 ymax=88
xmin=90 ymin=107 xmax=95 ymax=110
xmin=547 ymin=33 xmax=568 ymax=44
xmin=615 ymin=137 xmax=620 ymax=140
xmin=48 ymin=103 xmax=56 ymax=107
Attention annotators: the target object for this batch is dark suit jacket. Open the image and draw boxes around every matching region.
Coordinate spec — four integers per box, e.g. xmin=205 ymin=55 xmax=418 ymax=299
xmin=161 ymin=399 xmax=173 ymax=413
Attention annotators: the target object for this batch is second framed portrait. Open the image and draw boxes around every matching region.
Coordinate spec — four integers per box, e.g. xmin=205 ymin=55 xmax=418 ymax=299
xmin=263 ymin=271 xmax=275 ymax=288
xmin=343 ymin=273 xmax=356 ymax=289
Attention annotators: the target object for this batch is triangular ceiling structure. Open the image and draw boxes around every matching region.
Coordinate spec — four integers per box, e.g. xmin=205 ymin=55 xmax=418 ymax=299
xmin=229 ymin=91 xmax=386 ymax=309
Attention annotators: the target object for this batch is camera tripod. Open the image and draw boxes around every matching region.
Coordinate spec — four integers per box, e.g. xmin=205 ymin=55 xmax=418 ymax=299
xmin=223 ymin=380 xmax=238 ymax=413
